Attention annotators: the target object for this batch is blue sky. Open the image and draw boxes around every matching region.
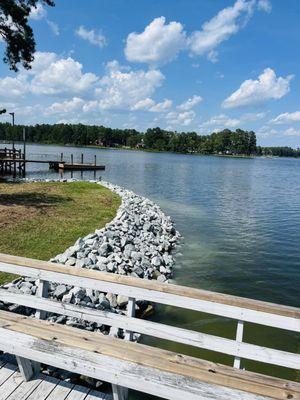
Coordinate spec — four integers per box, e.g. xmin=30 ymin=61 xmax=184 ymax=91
xmin=0 ymin=0 xmax=300 ymax=147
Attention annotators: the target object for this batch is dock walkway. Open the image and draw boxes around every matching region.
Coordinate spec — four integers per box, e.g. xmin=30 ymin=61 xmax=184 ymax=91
xmin=0 ymin=359 xmax=112 ymax=400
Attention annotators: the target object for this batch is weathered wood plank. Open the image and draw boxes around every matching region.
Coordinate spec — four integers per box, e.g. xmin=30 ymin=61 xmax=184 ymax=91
xmin=65 ymin=384 xmax=90 ymax=400
xmin=0 ymin=330 xmax=273 ymax=400
xmin=26 ymin=375 xmax=60 ymax=400
xmin=86 ymin=391 xmax=113 ymax=399
xmin=5 ymin=376 xmax=41 ymax=400
xmin=0 ymin=290 xmax=298 ymax=369
xmin=0 ymin=371 xmax=23 ymax=400
xmin=0 ymin=363 xmax=17 ymax=387
xmin=45 ymin=380 xmax=74 ymax=400
xmin=0 ymin=253 xmax=299 ymax=322
xmin=0 ymin=313 xmax=298 ymax=399
xmin=1 ymin=311 xmax=299 ymax=396
xmin=16 ymin=355 xmax=35 ymax=381
xmin=0 ymin=262 xmax=298 ymax=332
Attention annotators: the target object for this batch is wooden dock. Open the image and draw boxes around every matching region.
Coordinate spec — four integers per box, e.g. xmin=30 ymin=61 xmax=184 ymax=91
xmin=55 ymin=162 xmax=105 ymax=171
xmin=0 ymin=148 xmax=105 ymax=176
xmin=0 ymin=359 xmax=112 ymax=400
xmin=0 ymin=253 xmax=299 ymax=400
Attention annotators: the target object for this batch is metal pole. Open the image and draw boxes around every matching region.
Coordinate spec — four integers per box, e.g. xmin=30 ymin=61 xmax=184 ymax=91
xmin=9 ymin=112 xmax=15 ymax=151
xmin=71 ymin=154 xmax=73 ymax=164
xmin=81 ymin=153 xmax=83 ymax=164
xmin=94 ymin=155 xmax=96 ymax=166
xmin=23 ymin=127 xmax=26 ymax=160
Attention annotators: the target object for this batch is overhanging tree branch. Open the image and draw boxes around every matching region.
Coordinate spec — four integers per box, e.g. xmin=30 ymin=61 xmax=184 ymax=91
xmin=0 ymin=0 xmax=54 ymax=71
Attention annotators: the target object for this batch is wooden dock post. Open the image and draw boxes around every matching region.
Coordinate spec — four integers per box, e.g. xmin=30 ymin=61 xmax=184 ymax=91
xmin=94 ymin=155 xmax=96 ymax=166
xmin=71 ymin=154 xmax=73 ymax=165
xmin=81 ymin=153 xmax=84 ymax=164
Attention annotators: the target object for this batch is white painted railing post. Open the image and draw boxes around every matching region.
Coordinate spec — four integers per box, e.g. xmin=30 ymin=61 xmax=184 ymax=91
xmin=16 ymin=279 xmax=49 ymax=380
xmin=35 ymin=279 xmax=49 ymax=320
xmin=33 ymin=279 xmax=49 ymax=373
xmin=125 ymin=297 xmax=136 ymax=341
xmin=233 ymin=320 xmax=244 ymax=369
xmin=112 ymin=296 xmax=136 ymax=400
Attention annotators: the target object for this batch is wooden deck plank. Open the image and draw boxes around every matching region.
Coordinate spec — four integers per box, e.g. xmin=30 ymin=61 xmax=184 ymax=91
xmin=0 ymin=363 xmax=17 ymax=387
xmin=0 ymin=371 xmax=23 ymax=400
xmin=26 ymin=376 xmax=65 ymax=400
xmin=46 ymin=381 xmax=74 ymax=400
xmin=5 ymin=376 xmax=42 ymax=400
xmin=65 ymin=385 xmax=90 ymax=400
xmin=86 ymin=391 xmax=112 ymax=400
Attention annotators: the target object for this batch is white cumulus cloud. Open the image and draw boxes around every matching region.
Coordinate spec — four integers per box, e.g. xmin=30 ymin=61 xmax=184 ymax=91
xmin=177 ymin=95 xmax=203 ymax=111
xmin=124 ymin=1 xmax=271 ymax=66
xmin=187 ymin=0 xmax=255 ymax=61
xmin=0 ymin=76 xmax=28 ymax=99
xmin=222 ymin=68 xmax=293 ymax=108
xmin=199 ymin=114 xmax=241 ymax=131
xmin=270 ymin=111 xmax=300 ymax=124
xmin=75 ymin=26 xmax=107 ymax=48
xmin=166 ymin=110 xmax=196 ymax=127
xmin=283 ymin=127 xmax=300 ymax=136
xmin=96 ymin=61 xmax=165 ymax=110
xmin=150 ymin=99 xmax=172 ymax=112
xmin=30 ymin=54 xmax=98 ymax=95
xmin=125 ymin=16 xmax=186 ymax=65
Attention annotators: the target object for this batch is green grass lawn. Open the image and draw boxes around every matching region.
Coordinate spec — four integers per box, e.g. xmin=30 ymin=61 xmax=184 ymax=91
xmin=0 ymin=181 xmax=121 ymax=285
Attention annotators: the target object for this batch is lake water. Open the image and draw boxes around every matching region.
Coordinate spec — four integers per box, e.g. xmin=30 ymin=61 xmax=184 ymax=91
xmin=3 ymin=143 xmax=300 ymax=395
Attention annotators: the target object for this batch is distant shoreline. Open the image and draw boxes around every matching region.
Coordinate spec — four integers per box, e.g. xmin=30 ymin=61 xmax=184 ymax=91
xmin=0 ymin=140 xmax=298 ymax=158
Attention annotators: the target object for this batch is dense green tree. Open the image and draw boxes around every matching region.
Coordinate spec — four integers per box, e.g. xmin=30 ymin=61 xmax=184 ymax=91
xmin=0 ymin=0 xmax=54 ymax=71
xmin=0 ymin=122 xmax=299 ymax=157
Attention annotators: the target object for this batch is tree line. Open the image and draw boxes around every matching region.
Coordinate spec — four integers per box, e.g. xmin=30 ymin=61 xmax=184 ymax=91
xmin=0 ymin=122 xmax=299 ymax=157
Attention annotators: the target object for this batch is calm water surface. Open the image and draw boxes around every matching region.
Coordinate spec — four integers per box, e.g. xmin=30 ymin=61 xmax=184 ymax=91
xmin=4 ymin=144 xmax=300 ymax=396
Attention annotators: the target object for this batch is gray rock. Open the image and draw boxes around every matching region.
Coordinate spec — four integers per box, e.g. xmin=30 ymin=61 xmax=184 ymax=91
xmin=157 ymin=274 xmax=167 ymax=283
xmin=99 ymin=243 xmax=113 ymax=256
xmin=62 ymin=292 xmax=73 ymax=303
xmin=151 ymin=256 xmax=162 ymax=267
xmin=106 ymin=293 xmax=118 ymax=308
xmin=54 ymin=285 xmax=68 ymax=299
xmin=117 ymin=295 xmax=128 ymax=307
xmin=65 ymin=257 xmax=76 ymax=266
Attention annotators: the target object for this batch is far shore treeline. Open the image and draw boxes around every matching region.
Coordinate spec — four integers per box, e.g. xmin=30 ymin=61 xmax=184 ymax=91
xmin=0 ymin=122 xmax=299 ymax=157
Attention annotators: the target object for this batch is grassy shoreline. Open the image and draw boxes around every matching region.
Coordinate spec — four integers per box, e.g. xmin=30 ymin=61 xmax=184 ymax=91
xmin=0 ymin=181 xmax=121 ymax=285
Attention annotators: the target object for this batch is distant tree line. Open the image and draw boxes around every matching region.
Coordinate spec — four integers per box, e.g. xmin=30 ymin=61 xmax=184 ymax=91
xmin=0 ymin=122 xmax=299 ymax=157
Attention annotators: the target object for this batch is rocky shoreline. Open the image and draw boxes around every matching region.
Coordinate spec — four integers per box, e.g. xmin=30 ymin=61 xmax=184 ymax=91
xmin=1 ymin=178 xmax=181 ymax=387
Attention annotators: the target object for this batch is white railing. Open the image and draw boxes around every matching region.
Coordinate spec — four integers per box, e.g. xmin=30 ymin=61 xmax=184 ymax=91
xmin=0 ymin=253 xmax=299 ymax=400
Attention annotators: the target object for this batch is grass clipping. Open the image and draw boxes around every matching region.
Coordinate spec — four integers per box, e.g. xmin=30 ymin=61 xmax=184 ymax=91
xmin=0 ymin=181 xmax=121 ymax=285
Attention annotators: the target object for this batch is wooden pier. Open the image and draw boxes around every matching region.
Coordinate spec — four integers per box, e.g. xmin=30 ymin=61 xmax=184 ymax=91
xmin=0 ymin=148 xmax=105 ymax=176
xmin=0 ymin=148 xmax=26 ymax=176
xmin=0 ymin=253 xmax=299 ymax=400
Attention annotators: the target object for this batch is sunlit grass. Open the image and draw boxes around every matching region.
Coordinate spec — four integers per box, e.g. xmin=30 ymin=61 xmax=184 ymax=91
xmin=0 ymin=181 xmax=121 ymax=285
